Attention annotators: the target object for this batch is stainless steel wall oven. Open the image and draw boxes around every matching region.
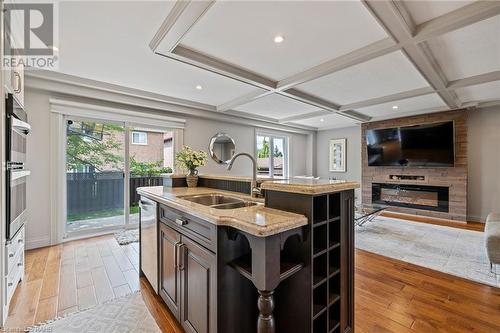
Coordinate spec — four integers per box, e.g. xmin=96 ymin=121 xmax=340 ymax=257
xmin=6 ymin=93 xmax=30 ymax=240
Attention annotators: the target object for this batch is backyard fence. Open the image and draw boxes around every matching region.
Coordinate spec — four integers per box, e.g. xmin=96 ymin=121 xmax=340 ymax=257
xmin=67 ymin=172 xmax=163 ymax=215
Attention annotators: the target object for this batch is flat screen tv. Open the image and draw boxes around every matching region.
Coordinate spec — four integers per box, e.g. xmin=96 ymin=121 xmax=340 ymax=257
xmin=366 ymin=121 xmax=455 ymax=167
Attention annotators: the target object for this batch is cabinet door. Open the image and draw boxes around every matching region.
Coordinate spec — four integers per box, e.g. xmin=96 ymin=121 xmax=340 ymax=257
xmin=180 ymin=236 xmax=217 ymax=333
xmin=159 ymin=223 xmax=181 ymax=320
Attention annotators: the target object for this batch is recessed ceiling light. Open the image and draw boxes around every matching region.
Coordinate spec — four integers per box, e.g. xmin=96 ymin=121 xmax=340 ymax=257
xmin=392 ymin=105 xmax=398 ymax=110
xmin=195 ymin=85 xmax=203 ymax=90
xmin=273 ymin=35 xmax=284 ymax=43
xmin=320 ymin=118 xmax=324 ymax=122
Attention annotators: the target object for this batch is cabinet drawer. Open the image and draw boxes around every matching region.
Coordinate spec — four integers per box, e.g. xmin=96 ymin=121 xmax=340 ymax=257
xmin=6 ymin=227 xmax=25 ymax=274
xmin=5 ymin=248 xmax=24 ymax=305
xmin=159 ymin=204 xmax=216 ymax=253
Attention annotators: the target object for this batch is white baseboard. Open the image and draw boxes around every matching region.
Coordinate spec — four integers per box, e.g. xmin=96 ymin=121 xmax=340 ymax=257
xmin=25 ymin=236 xmax=51 ymax=250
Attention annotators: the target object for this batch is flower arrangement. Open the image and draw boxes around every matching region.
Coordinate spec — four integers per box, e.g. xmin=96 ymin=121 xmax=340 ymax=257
xmin=175 ymin=145 xmax=207 ymax=177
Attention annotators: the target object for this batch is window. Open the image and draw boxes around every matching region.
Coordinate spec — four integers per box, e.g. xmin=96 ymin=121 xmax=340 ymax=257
xmin=131 ymin=131 xmax=147 ymax=145
xmin=256 ymin=133 xmax=288 ymax=178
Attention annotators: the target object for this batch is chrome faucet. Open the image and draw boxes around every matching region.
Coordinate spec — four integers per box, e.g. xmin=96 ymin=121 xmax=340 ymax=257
xmin=227 ymin=152 xmax=262 ymax=198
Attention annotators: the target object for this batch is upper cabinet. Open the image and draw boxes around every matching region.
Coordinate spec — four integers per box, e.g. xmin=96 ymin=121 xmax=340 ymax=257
xmin=3 ymin=6 xmax=25 ymax=108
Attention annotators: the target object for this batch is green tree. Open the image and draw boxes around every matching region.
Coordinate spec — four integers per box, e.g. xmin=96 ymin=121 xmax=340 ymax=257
xmin=130 ymin=156 xmax=172 ymax=177
xmin=66 ymin=122 xmax=124 ymax=171
xmin=257 ymin=138 xmax=270 ymax=158
xmin=273 ymin=146 xmax=283 ymax=157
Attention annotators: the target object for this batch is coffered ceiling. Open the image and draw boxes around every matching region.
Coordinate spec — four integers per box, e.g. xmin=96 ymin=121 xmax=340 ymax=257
xmin=53 ymin=1 xmax=500 ymax=131
xmin=149 ymin=0 xmax=500 ymax=130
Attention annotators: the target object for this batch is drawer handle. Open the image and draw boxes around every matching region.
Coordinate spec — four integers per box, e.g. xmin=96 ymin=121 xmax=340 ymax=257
xmin=17 ymin=262 xmax=23 ymax=267
xmin=8 ymin=253 xmax=14 ymax=258
xmin=175 ymin=218 xmax=188 ymax=226
xmin=18 ymin=239 xmax=23 ymax=244
xmin=8 ymin=282 xmax=13 ymax=287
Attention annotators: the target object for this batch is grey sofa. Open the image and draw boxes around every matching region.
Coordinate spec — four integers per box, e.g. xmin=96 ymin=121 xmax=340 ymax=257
xmin=485 ymin=212 xmax=500 ymax=273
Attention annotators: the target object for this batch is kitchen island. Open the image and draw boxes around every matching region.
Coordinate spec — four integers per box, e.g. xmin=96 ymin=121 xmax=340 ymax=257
xmin=137 ymin=178 xmax=359 ymax=333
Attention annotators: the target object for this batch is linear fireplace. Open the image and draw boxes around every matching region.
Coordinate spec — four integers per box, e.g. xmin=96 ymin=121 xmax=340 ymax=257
xmin=372 ymin=183 xmax=449 ymax=212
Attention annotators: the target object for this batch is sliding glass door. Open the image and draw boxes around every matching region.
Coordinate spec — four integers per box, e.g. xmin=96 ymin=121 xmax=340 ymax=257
xmin=65 ymin=118 xmax=126 ymax=234
xmin=64 ymin=117 xmax=174 ymax=237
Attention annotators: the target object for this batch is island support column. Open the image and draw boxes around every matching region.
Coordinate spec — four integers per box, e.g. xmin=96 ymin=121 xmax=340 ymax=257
xmin=249 ymin=233 xmax=281 ymax=333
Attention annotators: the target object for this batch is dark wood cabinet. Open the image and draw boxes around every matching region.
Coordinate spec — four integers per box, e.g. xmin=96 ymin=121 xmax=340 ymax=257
xmin=181 ymin=236 xmax=217 ymax=333
xmin=159 ymin=205 xmax=217 ymax=333
xmin=159 ymin=222 xmax=181 ymax=319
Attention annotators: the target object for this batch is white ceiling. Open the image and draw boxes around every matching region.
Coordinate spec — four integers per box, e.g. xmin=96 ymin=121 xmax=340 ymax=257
xmin=356 ymin=93 xmax=448 ymax=120
xmin=402 ymin=0 xmax=475 ymax=25
xmin=426 ymin=15 xmax=500 ymax=81
xmin=235 ymin=94 xmax=321 ymax=119
xmin=455 ymin=81 xmax=500 ymax=103
xmin=181 ymin=1 xmax=387 ymax=81
xmin=58 ymin=1 xmax=258 ymax=106
xmin=295 ymin=51 xmax=430 ymax=105
xmin=49 ymin=1 xmax=500 ymax=131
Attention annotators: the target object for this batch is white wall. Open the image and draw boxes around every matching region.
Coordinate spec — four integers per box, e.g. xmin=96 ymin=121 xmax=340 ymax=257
xmin=316 ymin=126 xmax=362 ymax=201
xmin=467 ymin=107 xmax=500 ymax=222
xmin=24 ymin=88 xmax=311 ymax=249
xmin=183 ymin=117 xmax=309 ymax=177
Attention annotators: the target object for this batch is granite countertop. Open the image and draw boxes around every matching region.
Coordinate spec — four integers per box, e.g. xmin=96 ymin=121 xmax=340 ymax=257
xmin=137 ymin=186 xmax=307 ymax=237
xmin=261 ymin=178 xmax=360 ymax=195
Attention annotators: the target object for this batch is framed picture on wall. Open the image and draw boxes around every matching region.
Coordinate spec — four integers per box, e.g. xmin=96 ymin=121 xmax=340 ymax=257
xmin=329 ymin=138 xmax=346 ymax=172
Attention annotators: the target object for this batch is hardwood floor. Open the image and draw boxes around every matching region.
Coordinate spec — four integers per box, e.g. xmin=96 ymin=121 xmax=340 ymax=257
xmin=4 ymin=232 xmax=500 ymax=332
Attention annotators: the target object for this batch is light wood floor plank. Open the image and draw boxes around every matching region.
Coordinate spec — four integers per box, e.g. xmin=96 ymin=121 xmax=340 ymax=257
xmin=123 ymin=268 xmax=140 ymax=292
xmin=90 ymin=266 xmax=115 ymax=304
xmin=57 ymin=261 xmax=77 ymax=311
xmin=34 ymin=296 xmax=58 ymax=324
xmin=113 ymin=284 xmax=132 ymax=298
xmin=102 ymin=255 xmax=127 ymax=287
xmin=77 ymin=285 xmax=97 ymax=310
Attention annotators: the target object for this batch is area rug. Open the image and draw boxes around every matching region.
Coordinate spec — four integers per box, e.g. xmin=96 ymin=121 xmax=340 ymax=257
xmin=114 ymin=229 xmax=139 ymax=245
xmin=355 ymin=216 xmax=500 ymax=288
xmin=29 ymin=292 xmax=160 ymax=333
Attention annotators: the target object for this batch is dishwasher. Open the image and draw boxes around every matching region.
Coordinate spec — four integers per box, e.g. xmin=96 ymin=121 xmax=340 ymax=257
xmin=139 ymin=197 xmax=158 ymax=293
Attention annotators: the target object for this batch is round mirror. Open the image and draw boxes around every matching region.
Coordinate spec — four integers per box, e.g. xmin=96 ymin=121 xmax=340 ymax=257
xmin=209 ymin=133 xmax=236 ymax=164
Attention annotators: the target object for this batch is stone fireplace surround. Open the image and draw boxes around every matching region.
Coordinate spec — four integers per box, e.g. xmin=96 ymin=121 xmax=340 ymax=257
xmin=361 ymin=110 xmax=467 ymax=222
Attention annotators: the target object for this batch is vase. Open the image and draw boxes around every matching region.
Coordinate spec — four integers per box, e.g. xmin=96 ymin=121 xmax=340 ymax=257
xmin=186 ymin=169 xmax=199 ymax=188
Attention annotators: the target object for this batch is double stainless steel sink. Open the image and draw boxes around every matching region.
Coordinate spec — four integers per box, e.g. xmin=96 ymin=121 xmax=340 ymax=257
xmin=179 ymin=193 xmax=258 ymax=210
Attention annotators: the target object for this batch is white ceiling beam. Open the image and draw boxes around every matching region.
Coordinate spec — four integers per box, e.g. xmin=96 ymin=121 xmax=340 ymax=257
xmin=414 ymin=1 xmax=500 ymax=43
xmin=447 ymin=71 xmax=500 ymax=90
xmin=167 ymin=45 xmax=277 ymax=90
xmin=280 ymin=89 xmax=340 ymax=112
xmin=276 ymin=38 xmax=399 ymax=91
xmin=363 ymin=0 xmax=460 ymax=109
xmin=217 ymin=90 xmax=274 ymax=112
xmin=149 ymin=1 xmax=215 ymax=53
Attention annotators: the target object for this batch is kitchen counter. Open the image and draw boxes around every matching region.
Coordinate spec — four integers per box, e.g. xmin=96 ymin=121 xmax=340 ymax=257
xmin=137 ymin=186 xmax=307 ymax=237
xmin=261 ymin=178 xmax=360 ymax=194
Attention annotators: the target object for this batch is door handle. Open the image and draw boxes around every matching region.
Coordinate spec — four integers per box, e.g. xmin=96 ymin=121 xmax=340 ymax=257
xmin=177 ymin=243 xmax=186 ymax=271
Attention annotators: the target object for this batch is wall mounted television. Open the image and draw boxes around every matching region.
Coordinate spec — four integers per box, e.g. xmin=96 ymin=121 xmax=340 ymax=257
xmin=366 ymin=121 xmax=455 ymax=167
